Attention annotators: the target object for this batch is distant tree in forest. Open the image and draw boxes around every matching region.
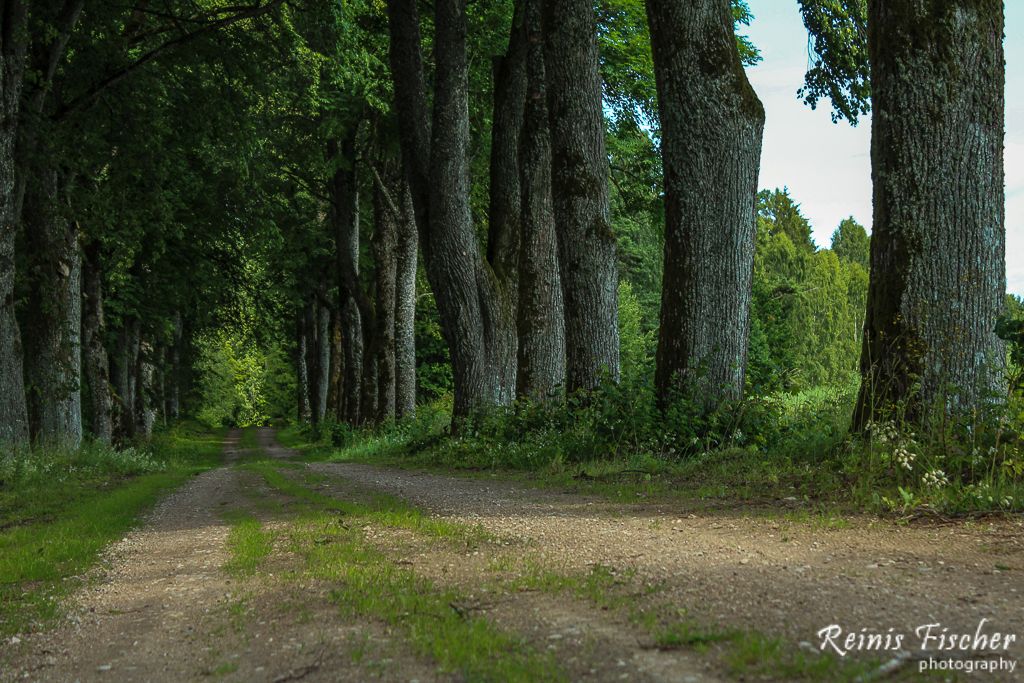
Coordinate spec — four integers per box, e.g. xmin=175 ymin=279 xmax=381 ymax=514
xmin=831 ymin=218 xmax=870 ymax=270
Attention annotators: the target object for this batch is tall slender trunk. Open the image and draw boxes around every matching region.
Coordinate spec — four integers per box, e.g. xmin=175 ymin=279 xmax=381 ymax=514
xmin=327 ymin=307 xmax=343 ymax=419
xmin=24 ymin=169 xmax=82 ymax=446
xmin=135 ymin=337 xmax=155 ymax=439
xmin=485 ymin=2 xmax=527 ymax=406
xmin=81 ymin=240 xmax=113 ymax=443
xmin=373 ymin=178 xmax=398 ymax=421
xmin=646 ymin=0 xmax=764 ymax=411
xmin=854 ymin=1 xmax=1006 ymax=429
xmin=341 ymin=299 xmax=364 ymax=423
xmin=113 ymin=318 xmax=140 ymax=440
xmin=394 ymin=183 xmax=417 ymax=418
xmin=361 ymin=347 xmax=379 ymax=425
xmin=314 ymin=298 xmax=331 ymax=423
xmin=543 ymin=0 xmax=620 ymax=393
xmin=387 ymin=0 xmax=505 ymax=421
xmin=330 ymin=131 xmax=368 ymax=425
xmin=303 ymin=301 xmax=318 ymax=423
xmin=0 ymin=0 xmax=29 ymax=444
xmin=166 ymin=311 xmax=181 ymax=421
xmin=296 ymin=313 xmax=311 ymax=423
xmin=516 ymin=0 xmax=565 ymax=401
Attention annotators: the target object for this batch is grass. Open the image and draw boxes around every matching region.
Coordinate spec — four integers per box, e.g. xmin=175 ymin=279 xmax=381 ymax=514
xmin=0 ymin=422 xmax=225 ymax=637
xmin=247 ymin=459 xmax=563 ymax=682
xmin=243 ymin=460 xmax=491 ymax=546
xmin=223 ymin=514 xmax=274 ymax=576
xmin=264 ymin=429 xmax=988 ymax=681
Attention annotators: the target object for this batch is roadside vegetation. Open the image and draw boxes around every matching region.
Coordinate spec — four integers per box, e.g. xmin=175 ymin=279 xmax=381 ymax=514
xmin=280 ymin=344 xmax=1024 ymax=518
xmin=0 ymin=423 xmax=224 ymax=636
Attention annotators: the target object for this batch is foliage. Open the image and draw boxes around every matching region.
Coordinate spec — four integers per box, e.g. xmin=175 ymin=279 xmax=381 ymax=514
xmin=0 ymin=423 xmax=224 ymax=636
xmin=194 ymin=333 xmax=295 ymax=428
xmin=796 ymin=0 xmax=871 ymax=124
xmin=748 ymin=189 xmax=867 ymax=393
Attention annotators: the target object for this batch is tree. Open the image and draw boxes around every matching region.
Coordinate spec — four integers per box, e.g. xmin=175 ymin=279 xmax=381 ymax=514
xmin=855 ymin=0 xmax=1006 ymax=428
xmin=646 ymin=0 xmax=764 ymax=411
xmin=515 ymin=0 xmax=565 ymax=400
xmin=831 ymin=217 xmax=869 ymax=270
xmin=544 ymin=0 xmax=621 ymax=393
xmin=387 ymin=0 xmax=507 ymax=419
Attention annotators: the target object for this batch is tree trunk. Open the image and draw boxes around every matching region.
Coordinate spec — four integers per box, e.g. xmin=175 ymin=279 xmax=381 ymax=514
xmin=373 ymin=177 xmax=398 ymax=421
xmin=113 ymin=318 xmax=140 ymax=440
xmin=388 ymin=0 xmax=506 ymax=421
xmin=166 ymin=311 xmax=182 ymax=421
xmin=394 ymin=183 xmax=417 ymax=418
xmin=646 ymin=0 xmax=765 ymax=411
xmin=327 ymin=307 xmax=343 ymax=419
xmin=23 ymin=169 xmax=82 ymax=446
xmin=315 ymin=299 xmax=331 ymax=423
xmin=485 ymin=2 xmax=527 ymax=406
xmin=304 ymin=302 xmax=316 ymax=424
xmin=296 ymin=313 xmax=311 ymax=423
xmin=330 ymin=131 xmax=369 ymax=426
xmin=543 ymin=0 xmax=620 ymax=393
xmin=135 ymin=337 xmax=155 ymax=439
xmin=0 ymin=0 xmax=30 ymax=444
xmin=81 ymin=240 xmax=113 ymax=443
xmin=854 ymin=1 xmax=1006 ymax=429
xmin=516 ymin=0 xmax=566 ymax=401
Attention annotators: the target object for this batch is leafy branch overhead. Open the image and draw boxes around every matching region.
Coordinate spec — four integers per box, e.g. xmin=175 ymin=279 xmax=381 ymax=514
xmin=797 ymin=0 xmax=870 ymax=124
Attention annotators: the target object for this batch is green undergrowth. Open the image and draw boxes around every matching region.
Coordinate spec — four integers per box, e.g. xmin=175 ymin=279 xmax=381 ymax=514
xmin=282 ymin=373 xmax=1024 ymax=517
xmin=0 ymin=422 xmax=225 ymax=637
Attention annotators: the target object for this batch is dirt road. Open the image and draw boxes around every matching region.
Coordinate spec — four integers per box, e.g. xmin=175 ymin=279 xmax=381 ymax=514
xmin=4 ymin=428 xmax=1022 ymax=682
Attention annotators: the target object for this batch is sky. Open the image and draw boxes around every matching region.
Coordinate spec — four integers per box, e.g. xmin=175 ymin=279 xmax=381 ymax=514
xmin=743 ymin=1 xmax=1024 ymax=295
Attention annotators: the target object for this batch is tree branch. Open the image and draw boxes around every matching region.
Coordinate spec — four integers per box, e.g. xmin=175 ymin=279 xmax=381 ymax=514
xmin=53 ymin=0 xmax=285 ymax=122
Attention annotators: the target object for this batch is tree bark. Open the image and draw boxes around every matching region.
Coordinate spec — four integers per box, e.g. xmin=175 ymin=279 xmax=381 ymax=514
xmin=329 ymin=131 xmax=370 ymax=426
xmin=854 ymin=0 xmax=1007 ymax=429
xmin=0 ymin=0 xmax=30 ymax=444
xmin=135 ymin=336 xmax=155 ymax=439
xmin=485 ymin=2 xmax=527 ymax=406
xmin=373 ymin=176 xmax=398 ymax=421
xmin=296 ymin=312 xmax=311 ymax=423
xmin=23 ymin=169 xmax=82 ymax=446
xmin=113 ymin=318 xmax=140 ymax=440
xmin=166 ymin=311 xmax=182 ymax=421
xmin=303 ymin=301 xmax=318 ymax=423
xmin=516 ymin=0 xmax=565 ymax=401
xmin=543 ymin=0 xmax=620 ymax=393
xmin=387 ymin=0 xmax=504 ymax=421
xmin=394 ymin=183 xmax=417 ymax=418
xmin=646 ymin=0 xmax=765 ymax=411
xmin=314 ymin=298 xmax=331 ymax=423
xmin=81 ymin=240 xmax=113 ymax=443
xmin=327 ymin=306 xmax=343 ymax=419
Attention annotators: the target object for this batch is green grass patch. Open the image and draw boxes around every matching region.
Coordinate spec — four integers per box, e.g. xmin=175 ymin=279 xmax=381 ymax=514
xmin=223 ymin=515 xmax=273 ymax=576
xmin=245 ymin=461 xmax=491 ymax=546
xmin=288 ymin=511 xmax=564 ymax=682
xmin=0 ymin=422 xmax=225 ymax=637
xmin=724 ymin=632 xmax=892 ymax=682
